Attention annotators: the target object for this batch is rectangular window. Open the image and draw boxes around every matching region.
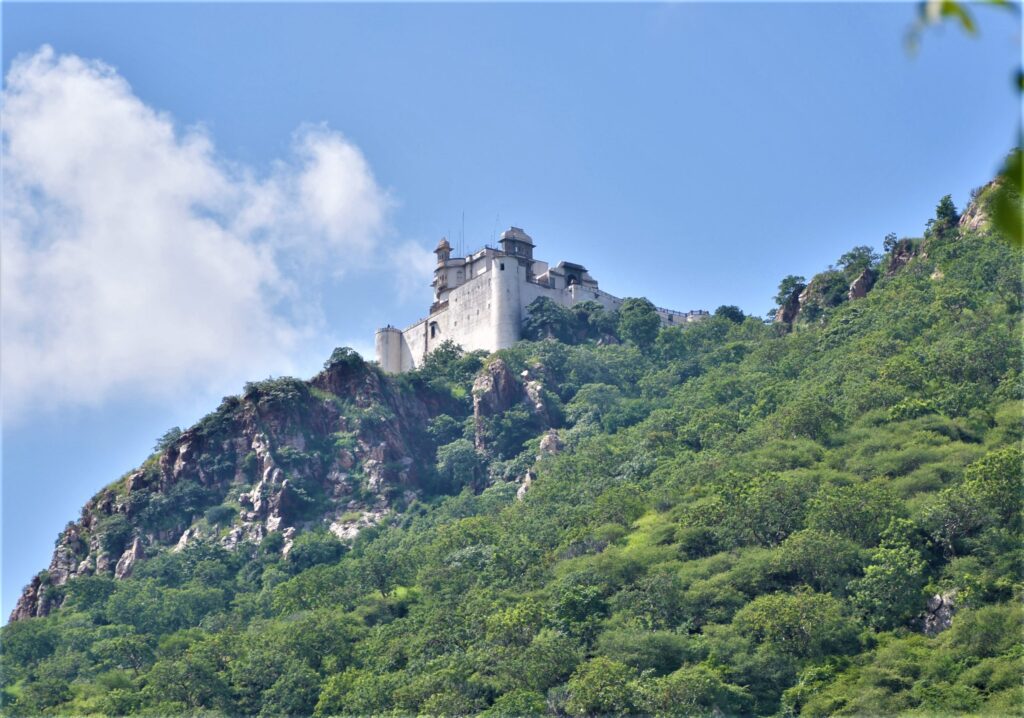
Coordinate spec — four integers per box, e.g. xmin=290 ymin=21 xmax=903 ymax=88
xmin=500 ymin=262 xmax=505 ymax=270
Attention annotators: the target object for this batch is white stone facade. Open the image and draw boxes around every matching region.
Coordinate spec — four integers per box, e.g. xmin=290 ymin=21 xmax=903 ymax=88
xmin=375 ymin=227 xmax=707 ymax=373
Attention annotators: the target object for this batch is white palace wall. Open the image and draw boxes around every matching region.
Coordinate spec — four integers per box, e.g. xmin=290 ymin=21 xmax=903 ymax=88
xmin=375 ymin=233 xmax=707 ymax=373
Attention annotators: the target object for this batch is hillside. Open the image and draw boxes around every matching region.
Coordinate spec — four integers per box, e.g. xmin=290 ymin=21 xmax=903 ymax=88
xmin=2 ymin=184 xmax=1021 ymax=717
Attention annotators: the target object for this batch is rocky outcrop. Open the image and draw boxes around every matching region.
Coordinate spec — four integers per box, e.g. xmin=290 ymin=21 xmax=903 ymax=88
xmin=10 ymin=575 xmax=57 ymax=622
xmin=516 ymin=469 xmax=536 ymax=501
xmin=472 ymin=359 xmax=552 ymax=450
xmin=11 ymin=354 xmax=441 ymax=623
xmin=886 ymin=239 xmax=918 ymax=277
xmin=959 ymin=183 xmax=993 ymax=233
xmin=847 ymin=268 xmax=876 ymax=300
xmin=538 ymin=430 xmax=563 ymax=458
xmin=919 ymin=591 xmax=957 ymax=636
xmin=114 ymin=538 xmax=144 ymax=579
xmin=473 ymin=359 xmax=524 ymax=419
xmin=774 ymin=286 xmax=804 ymax=326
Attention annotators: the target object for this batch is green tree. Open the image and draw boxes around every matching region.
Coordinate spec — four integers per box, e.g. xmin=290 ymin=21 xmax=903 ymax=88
xmin=323 ymin=346 xmax=365 ymax=372
xmin=285 ymin=529 xmax=346 ymax=574
xmin=714 ymin=304 xmax=745 ymax=323
xmin=636 ymin=664 xmax=751 ymax=717
xmin=481 ymin=689 xmax=547 ymax=717
xmin=618 ymin=297 xmax=661 ymax=350
xmin=776 ymin=529 xmax=862 ymax=595
xmin=926 ymin=194 xmax=960 ymax=237
xmin=732 ymin=589 xmax=860 ymax=660
xmin=774 ymin=275 xmax=807 ymax=305
xmin=154 ymin=426 xmax=182 ymax=453
xmin=836 ymin=245 xmax=880 ymax=277
xmin=851 ymin=533 xmax=928 ymax=630
xmin=523 ymin=296 xmax=574 ymax=342
xmin=258 ymin=660 xmax=322 ymax=717
xmin=805 ymin=482 xmax=902 ymax=547
xmin=565 ymin=657 xmax=638 ymax=717
xmin=435 ymin=438 xmax=485 ymax=493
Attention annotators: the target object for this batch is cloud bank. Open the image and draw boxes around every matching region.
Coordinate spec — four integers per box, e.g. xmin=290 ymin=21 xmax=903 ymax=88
xmin=2 ymin=46 xmax=410 ymax=419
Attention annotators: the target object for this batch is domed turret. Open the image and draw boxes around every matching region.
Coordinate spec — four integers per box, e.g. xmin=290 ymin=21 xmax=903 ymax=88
xmin=499 ymin=226 xmax=534 ymax=261
xmin=435 ymin=237 xmax=451 ymax=264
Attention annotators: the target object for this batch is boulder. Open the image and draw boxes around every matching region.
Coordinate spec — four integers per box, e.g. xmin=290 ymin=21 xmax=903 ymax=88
xmin=538 ymin=430 xmax=563 ymax=457
xmin=847 ymin=268 xmax=876 ymax=300
xmin=920 ymin=591 xmax=957 ymax=636
xmin=114 ymin=538 xmax=144 ymax=579
xmin=516 ymin=470 xmax=536 ymax=501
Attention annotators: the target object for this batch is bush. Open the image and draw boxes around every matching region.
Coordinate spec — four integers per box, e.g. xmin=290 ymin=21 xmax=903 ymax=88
xmin=286 ymin=530 xmax=346 ymax=574
xmin=565 ymin=657 xmax=638 ymax=716
xmin=203 ymin=504 xmax=236 ymax=528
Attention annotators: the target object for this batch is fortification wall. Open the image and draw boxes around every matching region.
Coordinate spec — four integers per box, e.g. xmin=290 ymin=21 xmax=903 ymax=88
xmin=492 ymin=258 xmax=522 ymax=349
xmin=376 ymin=242 xmax=705 ymax=372
xmin=374 ymin=327 xmax=403 ymax=373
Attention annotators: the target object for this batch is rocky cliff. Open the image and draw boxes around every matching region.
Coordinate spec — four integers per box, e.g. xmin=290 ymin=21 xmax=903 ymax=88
xmin=12 ymin=352 xmax=448 ymax=622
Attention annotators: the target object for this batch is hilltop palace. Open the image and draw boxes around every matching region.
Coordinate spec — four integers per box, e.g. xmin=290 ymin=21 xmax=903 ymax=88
xmin=375 ymin=227 xmax=708 ymax=373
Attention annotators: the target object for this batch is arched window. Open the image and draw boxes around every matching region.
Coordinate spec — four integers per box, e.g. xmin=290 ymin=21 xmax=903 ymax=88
xmin=429 ymin=321 xmax=440 ymax=339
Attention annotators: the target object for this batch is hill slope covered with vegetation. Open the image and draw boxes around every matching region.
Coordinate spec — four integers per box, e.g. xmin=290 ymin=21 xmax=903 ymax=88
xmin=2 ymin=183 xmax=1021 ymax=717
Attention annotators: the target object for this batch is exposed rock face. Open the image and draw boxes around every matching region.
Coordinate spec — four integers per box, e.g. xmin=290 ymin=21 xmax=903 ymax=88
xmin=328 ymin=499 xmax=395 ymax=543
xmin=516 ymin=469 xmax=536 ymax=501
xmin=472 ymin=359 xmax=552 ymax=450
xmin=886 ymin=239 xmax=918 ymax=277
xmin=847 ymin=268 xmax=876 ymax=300
xmin=174 ymin=527 xmax=200 ymax=552
xmin=920 ymin=591 xmax=957 ymax=636
xmin=11 ymin=576 xmax=54 ymax=622
xmin=538 ymin=430 xmax=563 ymax=457
xmin=12 ymin=356 xmax=441 ymax=622
xmin=959 ymin=183 xmax=993 ymax=233
xmin=114 ymin=538 xmax=144 ymax=579
xmin=473 ymin=360 xmax=524 ymax=418
xmin=774 ymin=285 xmax=804 ymax=326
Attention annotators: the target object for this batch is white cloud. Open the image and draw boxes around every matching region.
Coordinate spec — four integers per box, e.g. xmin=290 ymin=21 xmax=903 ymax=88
xmin=1 ymin=46 xmax=401 ymax=419
xmin=388 ymin=240 xmax=438 ymax=303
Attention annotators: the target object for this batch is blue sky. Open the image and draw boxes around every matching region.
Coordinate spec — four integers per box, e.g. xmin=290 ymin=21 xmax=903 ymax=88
xmin=2 ymin=2 xmax=1020 ymax=617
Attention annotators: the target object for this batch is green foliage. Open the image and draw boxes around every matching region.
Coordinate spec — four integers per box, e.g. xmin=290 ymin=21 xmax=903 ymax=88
xmin=4 ymin=194 xmax=1022 ymax=717
xmin=836 ymin=245 xmax=880 ymax=277
xmin=927 ymin=194 xmax=960 ymax=238
xmin=714 ymin=304 xmax=745 ymax=323
xmin=617 ymin=297 xmax=661 ymax=350
xmin=775 ymin=529 xmax=862 ymax=595
xmin=850 ymin=536 xmax=928 ymax=630
xmin=323 ymin=346 xmax=365 ymax=372
xmin=523 ymin=297 xmax=621 ymax=345
xmin=96 ymin=513 xmax=134 ymax=556
xmin=435 ymin=439 xmax=485 ymax=494
xmin=731 ymin=589 xmax=860 ymax=660
xmin=153 ymin=426 xmax=182 ymax=453
xmin=636 ymin=663 xmax=752 ymax=717
xmin=285 ymin=529 xmax=346 ymax=574
xmin=565 ymin=657 xmax=638 ymax=716
xmin=203 ymin=504 xmax=236 ymax=528
xmin=775 ymin=274 xmax=806 ymax=305
xmin=242 ymin=376 xmax=311 ymax=410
